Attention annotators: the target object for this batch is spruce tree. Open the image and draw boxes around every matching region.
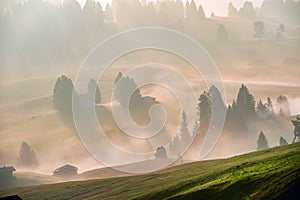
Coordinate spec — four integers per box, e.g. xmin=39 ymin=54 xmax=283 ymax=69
xmin=198 ymin=91 xmax=211 ymax=133
xmin=217 ymin=24 xmax=229 ymax=42
xmin=236 ymin=84 xmax=256 ymax=120
xmin=279 ymin=136 xmax=288 ymax=146
xmin=257 ymin=131 xmax=269 ymax=150
xmin=257 ymin=99 xmax=268 ymax=118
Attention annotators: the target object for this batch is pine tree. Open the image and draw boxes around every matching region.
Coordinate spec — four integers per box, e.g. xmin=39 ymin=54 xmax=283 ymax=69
xmin=239 ymin=1 xmax=256 ymax=18
xmin=217 ymin=24 xmax=229 ymax=42
xmin=257 ymin=99 xmax=268 ymax=119
xmin=236 ymin=84 xmax=256 ymax=120
xmin=198 ymin=5 xmax=205 ymax=19
xmin=198 ymin=91 xmax=211 ymax=133
xmin=228 ymin=2 xmax=238 ymax=17
xmin=279 ymin=136 xmax=288 ymax=146
xmin=185 ymin=0 xmax=197 ymax=22
xmin=266 ymin=97 xmax=275 ymax=118
xmin=257 ymin=131 xmax=269 ymax=150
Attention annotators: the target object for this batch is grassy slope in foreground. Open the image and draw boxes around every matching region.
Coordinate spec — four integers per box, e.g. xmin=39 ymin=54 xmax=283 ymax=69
xmin=0 ymin=143 xmax=299 ymax=200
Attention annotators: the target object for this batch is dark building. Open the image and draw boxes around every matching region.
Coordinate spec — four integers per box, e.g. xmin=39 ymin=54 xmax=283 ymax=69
xmin=0 ymin=166 xmax=16 ymax=180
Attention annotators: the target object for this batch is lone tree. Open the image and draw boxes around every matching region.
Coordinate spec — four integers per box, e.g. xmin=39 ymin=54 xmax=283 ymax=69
xmin=254 ymin=21 xmax=264 ymax=40
xmin=217 ymin=24 xmax=229 ymax=42
xmin=88 ymin=79 xmax=101 ymax=105
xmin=154 ymin=146 xmax=167 ymax=159
xmin=279 ymin=136 xmax=288 ymax=146
xmin=53 ymin=75 xmax=74 ymax=115
xmin=17 ymin=142 xmax=38 ymax=168
xmin=257 ymin=131 xmax=269 ymax=150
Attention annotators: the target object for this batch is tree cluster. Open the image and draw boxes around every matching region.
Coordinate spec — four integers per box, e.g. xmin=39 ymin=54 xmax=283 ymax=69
xmin=17 ymin=142 xmax=38 ymax=168
xmin=53 ymin=75 xmax=101 ymax=116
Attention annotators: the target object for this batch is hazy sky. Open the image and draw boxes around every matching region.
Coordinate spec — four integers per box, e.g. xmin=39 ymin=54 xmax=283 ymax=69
xmin=75 ymin=0 xmax=265 ymax=16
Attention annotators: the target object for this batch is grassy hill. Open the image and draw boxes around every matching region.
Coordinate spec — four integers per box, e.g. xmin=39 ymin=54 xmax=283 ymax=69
xmin=0 ymin=142 xmax=299 ymax=200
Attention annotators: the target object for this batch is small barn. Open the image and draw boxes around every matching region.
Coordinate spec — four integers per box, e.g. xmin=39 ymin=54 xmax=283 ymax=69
xmin=0 ymin=166 xmax=16 ymax=180
xmin=53 ymin=164 xmax=78 ymax=178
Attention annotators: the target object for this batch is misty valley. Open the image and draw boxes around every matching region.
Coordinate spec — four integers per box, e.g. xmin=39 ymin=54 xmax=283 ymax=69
xmin=0 ymin=0 xmax=300 ymax=200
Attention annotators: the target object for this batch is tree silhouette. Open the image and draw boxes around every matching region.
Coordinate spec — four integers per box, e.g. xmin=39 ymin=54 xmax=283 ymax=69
xmin=185 ymin=0 xmax=198 ymax=23
xmin=277 ymin=95 xmax=291 ymax=117
xmin=279 ymin=136 xmax=288 ymax=146
xmin=17 ymin=142 xmax=38 ymax=168
xmin=256 ymin=99 xmax=268 ymax=119
xmin=154 ymin=146 xmax=167 ymax=159
xmin=239 ymin=1 xmax=256 ymax=18
xmin=254 ymin=21 xmax=265 ymax=40
xmin=257 ymin=131 xmax=269 ymax=150
xmin=228 ymin=2 xmax=238 ymax=17
xmin=266 ymin=97 xmax=275 ymax=118
xmin=217 ymin=24 xmax=229 ymax=42
xmin=53 ymin=75 xmax=74 ymax=116
xmin=198 ymin=5 xmax=205 ymax=19
xmin=198 ymin=91 xmax=211 ymax=134
xmin=179 ymin=110 xmax=190 ymax=145
xmin=236 ymin=84 xmax=256 ymax=120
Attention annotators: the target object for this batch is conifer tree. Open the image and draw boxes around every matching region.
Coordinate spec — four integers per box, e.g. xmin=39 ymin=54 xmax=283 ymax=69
xmin=257 ymin=131 xmax=269 ymax=150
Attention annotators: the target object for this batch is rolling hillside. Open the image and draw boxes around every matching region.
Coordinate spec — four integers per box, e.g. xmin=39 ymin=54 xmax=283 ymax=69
xmin=0 ymin=142 xmax=299 ymax=200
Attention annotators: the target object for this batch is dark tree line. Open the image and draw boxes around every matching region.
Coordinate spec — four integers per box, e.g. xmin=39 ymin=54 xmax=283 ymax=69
xmin=1 ymin=0 xmax=298 ymax=71
xmin=196 ymin=84 xmax=291 ymax=135
xmin=228 ymin=0 xmax=300 ymax=18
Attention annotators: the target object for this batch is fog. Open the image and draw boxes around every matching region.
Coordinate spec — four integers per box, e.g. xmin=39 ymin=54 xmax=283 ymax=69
xmin=0 ymin=0 xmax=299 ymax=187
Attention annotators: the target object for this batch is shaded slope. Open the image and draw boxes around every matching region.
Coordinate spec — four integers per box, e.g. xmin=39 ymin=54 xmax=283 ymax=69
xmin=0 ymin=142 xmax=299 ymax=200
